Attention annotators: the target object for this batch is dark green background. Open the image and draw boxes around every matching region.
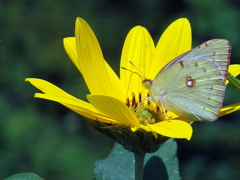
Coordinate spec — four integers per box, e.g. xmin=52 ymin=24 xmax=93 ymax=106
xmin=1 ymin=0 xmax=240 ymax=179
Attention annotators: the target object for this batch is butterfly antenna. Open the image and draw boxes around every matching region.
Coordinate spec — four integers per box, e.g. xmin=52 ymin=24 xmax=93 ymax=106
xmin=121 ymin=67 xmax=145 ymax=81
xmin=121 ymin=62 xmax=148 ymax=112
xmin=120 ymin=67 xmax=141 ymax=101
xmin=129 ymin=61 xmax=147 ymax=79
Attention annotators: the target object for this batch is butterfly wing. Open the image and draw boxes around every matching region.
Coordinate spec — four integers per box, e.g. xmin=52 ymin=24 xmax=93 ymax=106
xmin=150 ymin=58 xmax=226 ymax=121
xmin=157 ymin=39 xmax=231 ymax=79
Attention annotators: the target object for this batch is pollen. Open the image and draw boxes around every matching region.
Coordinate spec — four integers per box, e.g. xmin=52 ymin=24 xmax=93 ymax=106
xmin=125 ymin=92 xmax=166 ymax=124
xmin=135 ymin=107 xmax=160 ymax=125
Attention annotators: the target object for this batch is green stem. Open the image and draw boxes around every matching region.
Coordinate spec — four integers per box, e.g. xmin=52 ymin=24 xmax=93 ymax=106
xmin=227 ymin=72 xmax=240 ymax=89
xmin=134 ymin=152 xmax=145 ymax=180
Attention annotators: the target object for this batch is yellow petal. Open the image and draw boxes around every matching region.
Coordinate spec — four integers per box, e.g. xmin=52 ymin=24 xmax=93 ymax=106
xmin=131 ymin=124 xmax=160 ymax=138
xmin=75 ymin=18 xmax=125 ymax=101
xmin=131 ymin=124 xmax=152 ymax=132
xmin=26 ymin=78 xmax=73 ymax=95
xmin=64 ymin=37 xmax=125 ymax=101
xmin=229 ymin=64 xmax=240 ymax=76
xmin=120 ymin=26 xmax=155 ymax=101
xmin=226 ymin=64 xmax=240 ymax=84
xmin=151 ymin=18 xmax=192 ymax=79
xmin=147 ymin=120 xmax=192 ymax=140
xmin=36 ymin=93 xmax=119 ymax=124
xmin=87 ymin=95 xmax=139 ymax=127
xmin=219 ymin=103 xmax=240 ymax=117
xmin=26 ymin=78 xmax=118 ymax=124
xmin=63 ymin=37 xmax=79 ymax=70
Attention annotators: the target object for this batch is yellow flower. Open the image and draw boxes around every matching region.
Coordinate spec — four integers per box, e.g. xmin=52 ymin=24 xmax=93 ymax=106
xmin=26 ymin=18 xmax=240 ymax=145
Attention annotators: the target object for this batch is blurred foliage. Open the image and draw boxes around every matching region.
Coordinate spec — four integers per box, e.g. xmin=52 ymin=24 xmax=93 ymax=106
xmin=1 ymin=0 xmax=240 ymax=179
xmin=5 ymin=172 xmax=43 ymax=180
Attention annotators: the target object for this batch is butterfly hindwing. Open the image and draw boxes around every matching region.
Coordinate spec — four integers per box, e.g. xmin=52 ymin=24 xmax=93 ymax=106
xmin=150 ymin=58 xmax=226 ymax=121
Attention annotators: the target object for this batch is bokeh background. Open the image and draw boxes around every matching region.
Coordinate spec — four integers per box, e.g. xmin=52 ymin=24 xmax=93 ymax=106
xmin=1 ymin=0 xmax=240 ymax=179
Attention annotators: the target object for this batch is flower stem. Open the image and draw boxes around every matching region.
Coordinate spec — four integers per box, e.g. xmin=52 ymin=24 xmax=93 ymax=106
xmin=227 ymin=72 xmax=240 ymax=89
xmin=134 ymin=152 xmax=145 ymax=180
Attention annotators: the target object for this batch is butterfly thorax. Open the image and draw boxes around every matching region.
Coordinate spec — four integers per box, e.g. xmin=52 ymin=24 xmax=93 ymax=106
xmin=142 ymin=79 xmax=166 ymax=110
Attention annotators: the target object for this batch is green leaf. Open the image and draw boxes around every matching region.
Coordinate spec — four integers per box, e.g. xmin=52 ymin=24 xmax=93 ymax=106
xmin=93 ymin=138 xmax=180 ymax=180
xmin=227 ymin=72 xmax=240 ymax=89
xmin=4 ymin=172 xmax=44 ymax=180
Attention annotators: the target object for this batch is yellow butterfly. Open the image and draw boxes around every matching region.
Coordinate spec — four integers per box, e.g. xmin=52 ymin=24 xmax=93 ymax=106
xmin=143 ymin=39 xmax=231 ymax=121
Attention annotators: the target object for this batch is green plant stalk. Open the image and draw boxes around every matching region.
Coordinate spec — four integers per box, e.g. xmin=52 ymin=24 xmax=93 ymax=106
xmin=227 ymin=72 xmax=240 ymax=89
xmin=134 ymin=152 xmax=145 ymax=180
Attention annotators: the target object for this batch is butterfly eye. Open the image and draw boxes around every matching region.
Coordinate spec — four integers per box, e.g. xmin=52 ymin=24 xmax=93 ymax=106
xmin=142 ymin=80 xmax=152 ymax=90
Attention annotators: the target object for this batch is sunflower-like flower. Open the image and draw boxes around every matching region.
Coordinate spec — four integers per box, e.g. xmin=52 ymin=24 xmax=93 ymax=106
xmin=26 ymin=18 xmax=240 ymax=153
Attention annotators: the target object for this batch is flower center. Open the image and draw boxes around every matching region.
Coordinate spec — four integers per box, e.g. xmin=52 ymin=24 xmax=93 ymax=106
xmin=136 ymin=107 xmax=159 ymax=125
xmin=125 ymin=92 xmax=141 ymax=111
xmin=125 ymin=92 xmax=163 ymax=125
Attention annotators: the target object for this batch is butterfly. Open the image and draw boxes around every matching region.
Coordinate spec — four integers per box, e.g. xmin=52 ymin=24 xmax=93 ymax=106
xmin=142 ymin=39 xmax=231 ymax=121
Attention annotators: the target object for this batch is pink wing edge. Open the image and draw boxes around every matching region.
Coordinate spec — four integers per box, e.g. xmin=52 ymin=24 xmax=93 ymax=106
xmin=196 ymin=39 xmax=231 ymax=122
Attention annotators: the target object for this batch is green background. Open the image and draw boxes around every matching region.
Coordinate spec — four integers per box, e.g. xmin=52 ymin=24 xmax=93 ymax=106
xmin=1 ymin=0 xmax=240 ymax=179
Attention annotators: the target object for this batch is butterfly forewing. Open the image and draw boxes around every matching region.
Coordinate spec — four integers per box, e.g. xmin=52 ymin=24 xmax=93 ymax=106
xmin=156 ymin=39 xmax=231 ymax=80
xmin=151 ymin=58 xmax=226 ymax=121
